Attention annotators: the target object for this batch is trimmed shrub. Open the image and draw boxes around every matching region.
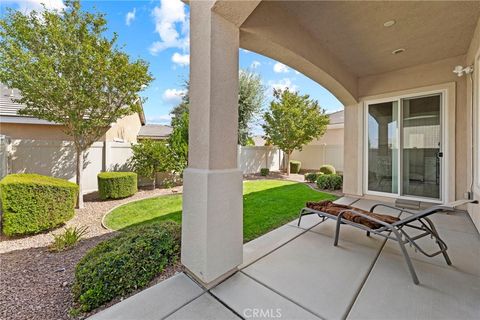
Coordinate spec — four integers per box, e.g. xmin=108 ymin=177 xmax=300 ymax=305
xmin=305 ymin=172 xmax=323 ymax=183
xmin=260 ymin=168 xmax=270 ymax=176
xmin=0 ymin=174 xmax=78 ymax=236
xmin=98 ymin=172 xmax=137 ymax=200
xmin=316 ymin=174 xmax=343 ymax=190
xmin=73 ymin=220 xmax=181 ymax=312
xmin=290 ymin=161 xmax=301 ymax=174
xmin=319 ymin=164 xmax=336 ymax=175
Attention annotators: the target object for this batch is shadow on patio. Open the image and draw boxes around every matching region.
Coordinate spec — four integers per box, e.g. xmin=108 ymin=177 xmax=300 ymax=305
xmin=90 ymin=197 xmax=480 ymax=320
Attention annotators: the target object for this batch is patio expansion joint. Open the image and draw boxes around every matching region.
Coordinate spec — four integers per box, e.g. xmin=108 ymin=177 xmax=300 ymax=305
xmin=207 ymin=289 xmax=246 ymax=320
xmin=159 ymin=272 xmax=208 ymax=320
xmin=240 ymin=219 xmax=327 ymax=270
xmin=342 ymin=237 xmax=389 ymax=320
xmin=238 ymin=270 xmax=326 ymax=320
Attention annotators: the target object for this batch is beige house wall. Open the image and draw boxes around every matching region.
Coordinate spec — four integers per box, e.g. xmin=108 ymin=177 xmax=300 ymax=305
xmin=0 ymin=123 xmax=74 ymax=141
xmin=291 ymin=126 xmax=344 ymax=171
xmin=0 ymin=113 xmax=142 ymax=143
xmin=105 ymin=113 xmax=142 ymax=143
xmin=466 ymin=18 xmax=480 ymax=231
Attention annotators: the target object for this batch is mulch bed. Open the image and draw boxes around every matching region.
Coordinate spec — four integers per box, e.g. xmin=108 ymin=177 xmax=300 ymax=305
xmin=0 ymin=231 xmax=184 ymax=320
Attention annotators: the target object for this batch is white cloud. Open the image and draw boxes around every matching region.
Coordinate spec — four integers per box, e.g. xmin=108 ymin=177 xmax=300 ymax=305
xmin=250 ymin=60 xmax=261 ymax=69
xmin=171 ymin=52 xmax=190 ymax=66
xmin=125 ymin=8 xmax=136 ymax=26
xmin=268 ymin=78 xmax=298 ymax=93
xmin=162 ymin=88 xmax=187 ymax=104
xmin=4 ymin=0 xmax=65 ymax=13
xmin=147 ymin=114 xmax=172 ymax=125
xmin=241 ymin=49 xmax=251 ymax=53
xmin=273 ymin=62 xmax=289 ymax=73
xmin=149 ymin=0 xmax=189 ymax=55
xmin=294 ymin=70 xmax=301 ymax=75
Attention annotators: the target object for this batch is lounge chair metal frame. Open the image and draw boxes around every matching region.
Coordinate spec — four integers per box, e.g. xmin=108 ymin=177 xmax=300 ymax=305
xmin=297 ymin=200 xmax=478 ymax=284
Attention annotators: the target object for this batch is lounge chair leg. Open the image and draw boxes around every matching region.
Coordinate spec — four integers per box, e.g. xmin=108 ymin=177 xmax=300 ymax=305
xmin=393 ymin=229 xmax=419 ymax=285
xmin=423 ymin=218 xmax=452 ymax=265
xmin=297 ymin=212 xmax=303 ymax=227
xmin=334 ymin=218 xmax=342 ymax=246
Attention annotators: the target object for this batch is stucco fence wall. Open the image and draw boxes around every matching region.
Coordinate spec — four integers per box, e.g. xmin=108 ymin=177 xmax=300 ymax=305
xmin=291 ymin=144 xmax=344 ymax=172
xmin=6 ymin=139 xmax=133 ymax=193
xmin=2 ymin=139 xmax=343 ymax=190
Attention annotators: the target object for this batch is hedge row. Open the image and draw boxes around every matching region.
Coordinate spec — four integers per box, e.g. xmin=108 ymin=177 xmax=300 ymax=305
xmin=98 ymin=172 xmax=137 ymax=200
xmin=73 ymin=220 xmax=181 ymax=312
xmin=0 ymin=174 xmax=78 ymax=236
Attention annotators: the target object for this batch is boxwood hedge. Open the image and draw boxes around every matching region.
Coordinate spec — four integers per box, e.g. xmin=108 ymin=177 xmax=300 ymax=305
xmin=98 ymin=172 xmax=137 ymax=200
xmin=73 ymin=220 xmax=181 ymax=312
xmin=290 ymin=161 xmax=301 ymax=174
xmin=0 ymin=173 xmax=78 ymax=236
xmin=316 ymin=174 xmax=343 ymax=190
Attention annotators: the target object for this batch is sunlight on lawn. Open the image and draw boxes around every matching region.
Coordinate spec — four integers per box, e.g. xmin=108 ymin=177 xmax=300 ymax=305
xmin=104 ymin=179 xmax=336 ymax=242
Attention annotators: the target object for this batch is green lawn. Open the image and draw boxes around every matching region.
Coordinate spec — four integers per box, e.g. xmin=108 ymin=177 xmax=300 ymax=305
xmin=104 ymin=180 xmax=337 ymax=242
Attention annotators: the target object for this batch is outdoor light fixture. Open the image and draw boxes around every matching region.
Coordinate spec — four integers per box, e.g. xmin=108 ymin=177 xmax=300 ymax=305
xmin=392 ymin=48 xmax=405 ymax=55
xmin=453 ymin=65 xmax=474 ymax=77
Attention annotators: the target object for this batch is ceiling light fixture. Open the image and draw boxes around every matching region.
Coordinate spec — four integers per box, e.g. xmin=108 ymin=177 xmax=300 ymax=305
xmin=383 ymin=20 xmax=396 ymax=27
xmin=392 ymin=48 xmax=405 ymax=55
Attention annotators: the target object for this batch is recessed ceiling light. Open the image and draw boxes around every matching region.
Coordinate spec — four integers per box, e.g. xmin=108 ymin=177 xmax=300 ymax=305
xmin=384 ymin=20 xmax=396 ymax=27
xmin=392 ymin=48 xmax=405 ymax=55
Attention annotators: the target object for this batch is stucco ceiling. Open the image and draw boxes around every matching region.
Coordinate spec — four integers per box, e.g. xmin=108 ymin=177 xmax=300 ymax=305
xmin=246 ymin=1 xmax=480 ymax=77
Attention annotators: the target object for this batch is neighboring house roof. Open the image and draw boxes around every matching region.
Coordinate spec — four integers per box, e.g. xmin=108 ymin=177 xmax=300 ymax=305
xmin=138 ymin=124 xmax=173 ymax=140
xmin=0 ymin=84 xmax=146 ymax=125
xmin=328 ymin=110 xmax=344 ymax=125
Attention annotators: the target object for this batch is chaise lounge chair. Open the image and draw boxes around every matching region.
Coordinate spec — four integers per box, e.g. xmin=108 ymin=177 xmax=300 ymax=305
xmin=297 ymin=199 xmax=478 ymax=284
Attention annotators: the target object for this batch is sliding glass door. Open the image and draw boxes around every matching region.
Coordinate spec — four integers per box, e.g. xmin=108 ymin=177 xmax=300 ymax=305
xmin=366 ymin=93 xmax=442 ymax=200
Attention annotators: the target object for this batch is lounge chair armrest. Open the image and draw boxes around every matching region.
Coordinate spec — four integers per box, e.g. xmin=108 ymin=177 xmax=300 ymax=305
xmin=338 ymin=209 xmax=393 ymax=228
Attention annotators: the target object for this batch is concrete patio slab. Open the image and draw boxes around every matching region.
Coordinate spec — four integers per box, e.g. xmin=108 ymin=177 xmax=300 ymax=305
xmin=243 ymin=226 xmax=385 ymax=320
xmin=241 ymin=223 xmax=306 ymax=268
xmin=351 ymin=199 xmax=402 ymax=215
xmin=427 ymin=211 xmax=479 ymax=235
xmin=166 ymin=293 xmax=239 ymax=320
xmin=333 ymin=196 xmax=360 ymax=206
xmin=211 ymin=272 xmax=319 ymax=320
xmin=348 ymin=243 xmax=480 ymax=320
xmin=88 ymin=273 xmax=204 ymax=320
xmin=309 ymin=219 xmax=386 ymax=250
xmin=288 ymin=212 xmax=324 ymax=229
xmin=386 ymin=223 xmax=480 ymax=277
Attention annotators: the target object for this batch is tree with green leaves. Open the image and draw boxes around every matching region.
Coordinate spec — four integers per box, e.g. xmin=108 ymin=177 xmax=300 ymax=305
xmin=0 ymin=1 xmax=153 ymax=207
xmin=167 ymin=110 xmax=189 ymax=174
xmin=129 ymin=139 xmax=169 ymax=189
xmin=238 ymin=70 xmax=265 ymax=145
xmin=263 ymin=89 xmax=330 ymax=175
xmin=170 ymin=69 xmax=265 ymax=148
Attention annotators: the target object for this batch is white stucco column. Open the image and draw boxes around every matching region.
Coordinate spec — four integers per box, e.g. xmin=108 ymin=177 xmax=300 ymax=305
xmin=181 ymin=1 xmax=243 ymax=286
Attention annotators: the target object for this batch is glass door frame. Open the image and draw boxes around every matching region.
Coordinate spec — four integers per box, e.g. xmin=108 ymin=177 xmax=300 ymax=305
xmin=363 ymin=89 xmax=448 ymax=203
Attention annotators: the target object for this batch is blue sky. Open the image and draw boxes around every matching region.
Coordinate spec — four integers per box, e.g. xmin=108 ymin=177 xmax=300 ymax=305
xmin=0 ymin=0 xmax=343 ymax=128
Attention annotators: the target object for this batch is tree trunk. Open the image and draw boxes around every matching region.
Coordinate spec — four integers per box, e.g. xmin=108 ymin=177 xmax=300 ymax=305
xmin=75 ymin=149 xmax=84 ymax=209
xmin=286 ymin=152 xmax=291 ymax=176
